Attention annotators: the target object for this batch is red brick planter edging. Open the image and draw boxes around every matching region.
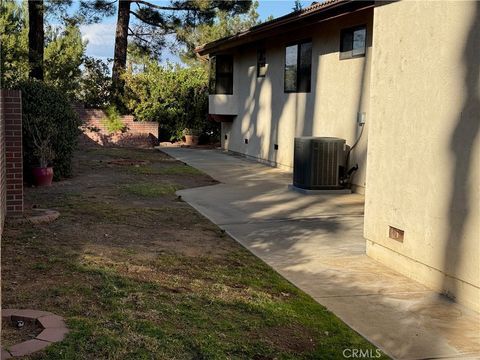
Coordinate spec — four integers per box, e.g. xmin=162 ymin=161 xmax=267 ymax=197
xmin=6 ymin=209 xmax=60 ymax=226
xmin=1 ymin=309 xmax=69 ymax=358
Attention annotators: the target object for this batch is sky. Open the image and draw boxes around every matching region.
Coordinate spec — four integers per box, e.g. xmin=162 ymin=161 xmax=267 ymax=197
xmin=79 ymin=0 xmax=312 ymax=64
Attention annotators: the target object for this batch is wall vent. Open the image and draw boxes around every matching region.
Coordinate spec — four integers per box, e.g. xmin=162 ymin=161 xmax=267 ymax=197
xmin=389 ymin=226 xmax=404 ymax=242
xmin=293 ymin=137 xmax=347 ymax=190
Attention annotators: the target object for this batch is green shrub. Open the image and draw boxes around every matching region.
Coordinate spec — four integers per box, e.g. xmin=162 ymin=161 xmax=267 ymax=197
xmin=102 ymin=105 xmax=126 ymax=133
xmin=20 ymin=79 xmax=81 ymax=180
xmin=122 ymin=63 xmax=218 ymax=141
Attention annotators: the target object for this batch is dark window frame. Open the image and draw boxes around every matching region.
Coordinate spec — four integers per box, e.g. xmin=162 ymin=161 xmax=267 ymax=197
xmin=257 ymin=48 xmax=267 ymax=77
xmin=339 ymin=25 xmax=367 ymax=60
xmin=284 ymin=39 xmax=312 ymax=93
xmin=209 ymin=54 xmax=234 ymax=95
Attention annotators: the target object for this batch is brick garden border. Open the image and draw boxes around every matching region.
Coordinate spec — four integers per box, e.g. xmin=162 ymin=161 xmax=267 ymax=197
xmin=1 ymin=309 xmax=69 ymax=358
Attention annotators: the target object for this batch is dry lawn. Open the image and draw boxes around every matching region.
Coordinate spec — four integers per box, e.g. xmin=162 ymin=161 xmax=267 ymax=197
xmin=1 ymin=146 xmax=388 ymax=359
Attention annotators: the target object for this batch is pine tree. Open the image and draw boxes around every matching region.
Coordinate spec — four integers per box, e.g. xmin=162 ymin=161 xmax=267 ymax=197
xmin=108 ymin=1 xmax=252 ymax=88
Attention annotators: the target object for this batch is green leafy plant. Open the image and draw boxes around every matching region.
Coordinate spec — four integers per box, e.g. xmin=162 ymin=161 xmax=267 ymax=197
xmin=20 ymin=79 xmax=81 ymax=180
xmin=122 ymin=63 xmax=217 ymax=142
xmin=103 ymin=105 xmax=127 ymax=134
xmin=182 ymin=128 xmax=200 ymax=136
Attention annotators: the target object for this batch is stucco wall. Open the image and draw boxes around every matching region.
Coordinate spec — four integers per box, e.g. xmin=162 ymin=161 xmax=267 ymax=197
xmin=215 ymin=8 xmax=373 ymax=192
xmin=364 ymin=1 xmax=480 ymax=311
xmin=209 ymin=95 xmax=238 ymax=115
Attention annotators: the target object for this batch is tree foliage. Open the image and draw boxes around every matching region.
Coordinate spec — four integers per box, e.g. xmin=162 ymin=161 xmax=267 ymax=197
xmin=122 ymin=63 xmax=210 ymax=140
xmin=106 ymin=0 xmax=252 ymax=88
xmin=77 ymin=57 xmax=112 ymax=108
xmin=45 ymin=25 xmax=86 ymax=98
xmin=127 ymin=0 xmax=252 ymax=59
xmin=0 ymin=0 xmax=29 ymax=88
xmin=1 ymin=0 xmax=87 ymax=100
xmin=293 ymin=0 xmax=303 ymax=12
xmin=177 ymin=0 xmax=260 ymax=63
xmin=20 ymin=80 xmax=81 ymax=179
xmin=117 ymin=1 xmax=264 ymax=141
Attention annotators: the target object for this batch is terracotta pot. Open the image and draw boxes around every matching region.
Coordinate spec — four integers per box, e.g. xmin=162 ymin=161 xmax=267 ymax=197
xmin=32 ymin=167 xmax=54 ymax=187
xmin=184 ymin=135 xmax=199 ymax=146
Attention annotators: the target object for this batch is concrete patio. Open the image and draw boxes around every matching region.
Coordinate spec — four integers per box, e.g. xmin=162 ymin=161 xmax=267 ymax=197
xmin=162 ymin=147 xmax=480 ymax=360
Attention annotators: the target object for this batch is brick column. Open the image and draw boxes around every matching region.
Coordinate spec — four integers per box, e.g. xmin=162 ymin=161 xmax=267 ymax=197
xmin=0 ymin=92 xmax=5 ymax=232
xmin=2 ymin=90 xmax=23 ymax=215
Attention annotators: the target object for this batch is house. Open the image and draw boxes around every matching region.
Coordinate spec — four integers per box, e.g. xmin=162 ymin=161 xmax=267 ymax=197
xmin=196 ymin=0 xmax=480 ymax=312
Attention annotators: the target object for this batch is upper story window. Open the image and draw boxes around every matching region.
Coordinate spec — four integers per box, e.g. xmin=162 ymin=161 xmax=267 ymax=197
xmin=284 ymin=40 xmax=312 ymax=93
xmin=209 ymin=55 xmax=233 ymax=94
xmin=340 ymin=25 xmax=366 ymax=60
xmin=257 ymin=48 xmax=267 ymax=77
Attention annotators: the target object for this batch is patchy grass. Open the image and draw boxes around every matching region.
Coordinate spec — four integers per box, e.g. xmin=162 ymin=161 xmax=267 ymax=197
xmin=1 ymin=146 xmax=389 ymax=359
xmin=127 ymin=164 xmax=202 ymax=176
xmin=121 ymin=182 xmax=183 ymax=197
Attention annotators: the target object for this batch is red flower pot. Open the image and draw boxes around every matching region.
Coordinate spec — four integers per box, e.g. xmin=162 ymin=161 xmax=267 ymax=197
xmin=32 ymin=167 xmax=54 ymax=187
xmin=184 ymin=135 xmax=199 ymax=146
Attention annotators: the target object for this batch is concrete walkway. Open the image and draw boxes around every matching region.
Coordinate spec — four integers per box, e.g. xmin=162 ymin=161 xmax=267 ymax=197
xmin=162 ymin=147 xmax=480 ymax=360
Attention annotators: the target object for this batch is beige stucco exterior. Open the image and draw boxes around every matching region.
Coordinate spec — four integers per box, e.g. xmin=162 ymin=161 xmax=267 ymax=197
xmin=364 ymin=1 xmax=479 ymax=312
xmin=213 ymin=8 xmax=374 ymax=193
xmin=209 ymin=94 xmax=238 ymax=115
xmin=206 ymin=1 xmax=479 ymax=312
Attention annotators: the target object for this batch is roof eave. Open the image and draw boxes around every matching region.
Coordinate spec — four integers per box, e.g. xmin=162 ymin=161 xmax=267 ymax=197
xmin=195 ymin=0 xmax=373 ymax=56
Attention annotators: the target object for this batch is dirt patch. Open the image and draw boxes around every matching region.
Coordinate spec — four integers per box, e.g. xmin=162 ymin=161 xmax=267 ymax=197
xmin=107 ymin=159 xmax=150 ymax=166
xmin=2 ymin=319 xmax=43 ymax=348
xmin=257 ymin=324 xmax=317 ymax=354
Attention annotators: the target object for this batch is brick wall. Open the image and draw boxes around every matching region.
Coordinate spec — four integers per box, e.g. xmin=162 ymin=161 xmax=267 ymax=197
xmin=3 ymin=91 xmax=23 ymax=215
xmin=75 ymin=104 xmax=159 ymax=148
xmin=0 ymin=92 xmax=6 ymax=234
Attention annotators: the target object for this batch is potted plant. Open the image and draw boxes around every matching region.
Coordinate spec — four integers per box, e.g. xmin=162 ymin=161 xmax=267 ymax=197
xmin=183 ymin=128 xmax=199 ymax=146
xmin=27 ymin=122 xmax=56 ymax=186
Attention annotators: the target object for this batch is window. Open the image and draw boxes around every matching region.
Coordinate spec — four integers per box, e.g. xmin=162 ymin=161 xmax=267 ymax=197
xmin=340 ymin=25 xmax=366 ymax=59
xmin=284 ymin=40 xmax=312 ymax=93
xmin=209 ymin=55 xmax=233 ymax=94
xmin=257 ymin=48 xmax=267 ymax=77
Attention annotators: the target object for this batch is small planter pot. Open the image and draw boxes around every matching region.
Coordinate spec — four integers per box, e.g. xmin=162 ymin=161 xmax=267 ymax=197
xmin=184 ymin=135 xmax=199 ymax=146
xmin=32 ymin=167 xmax=54 ymax=187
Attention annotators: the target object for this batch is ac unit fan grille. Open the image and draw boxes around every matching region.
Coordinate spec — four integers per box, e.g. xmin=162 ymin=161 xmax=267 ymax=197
xmin=293 ymin=137 xmax=346 ymax=190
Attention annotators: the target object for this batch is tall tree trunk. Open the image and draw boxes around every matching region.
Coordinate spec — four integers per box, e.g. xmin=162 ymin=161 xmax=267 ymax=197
xmin=28 ymin=0 xmax=44 ymax=80
xmin=112 ymin=0 xmax=131 ymax=86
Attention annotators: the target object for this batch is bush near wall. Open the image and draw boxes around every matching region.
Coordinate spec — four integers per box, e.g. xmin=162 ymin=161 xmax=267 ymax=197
xmin=122 ymin=63 xmax=218 ymax=142
xmin=19 ymin=80 xmax=81 ymax=180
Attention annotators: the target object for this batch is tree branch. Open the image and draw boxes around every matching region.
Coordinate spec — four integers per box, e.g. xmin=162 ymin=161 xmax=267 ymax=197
xmin=130 ymin=10 xmax=178 ymax=32
xmin=129 ymin=10 xmax=163 ymax=28
xmin=133 ymin=0 xmax=200 ymax=12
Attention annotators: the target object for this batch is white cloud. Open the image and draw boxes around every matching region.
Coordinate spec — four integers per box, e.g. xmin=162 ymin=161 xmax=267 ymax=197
xmin=80 ymin=23 xmax=116 ymax=46
xmin=80 ymin=23 xmax=116 ymax=59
